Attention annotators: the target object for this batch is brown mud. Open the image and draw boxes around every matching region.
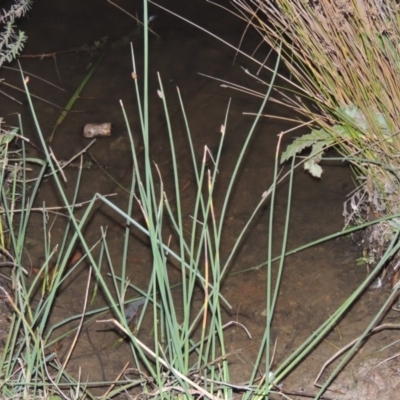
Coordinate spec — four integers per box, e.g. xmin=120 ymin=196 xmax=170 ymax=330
xmin=0 ymin=1 xmax=399 ymax=399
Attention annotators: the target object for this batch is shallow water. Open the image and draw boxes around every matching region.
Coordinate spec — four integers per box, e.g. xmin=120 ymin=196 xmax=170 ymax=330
xmin=1 ymin=1 xmax=400 ymax=398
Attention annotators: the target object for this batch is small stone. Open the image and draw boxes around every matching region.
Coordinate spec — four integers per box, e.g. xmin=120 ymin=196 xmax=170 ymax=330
xmin=83 ymin=123 xmax=112 ymax=138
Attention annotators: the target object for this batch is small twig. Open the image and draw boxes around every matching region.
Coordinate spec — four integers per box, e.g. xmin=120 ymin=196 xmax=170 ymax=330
xmin=0 ymin=88 xmax=23 ymax=105
xmin=4 ymin=193 xmax=117 ymax=214
xmin=21 ymin=51 xmax=58 ymax=59
xmin=23 ymin=140 xmax=96 ymax=183
xmin=222 ymin=320 xmax=252 ymax=339
xmin=1 ymin=80 xmax=64 ymax=110
xmin=54 ymin=139 xmax=96 ymax=169
xmin=49 ymin=147 xmax=67 ymax=182
xmin=314 ymin=322 xmax=400 ymax=388
xmin=61 ymin=266 xmax=92 ymax=370
xmin=102 ymin=361 xmax=130 ymax=398
xmin=41 ymin=340 xmax=71 ymax=400
xmin=2 ymin=65 xmax=66 ymax=92
xmin=97 ymin=318 xmax=129 ymax=336
xmin=376 ymin=351 xmax=400 ymax=367
xmin=8 ymin=132 xmax=31 ymax=143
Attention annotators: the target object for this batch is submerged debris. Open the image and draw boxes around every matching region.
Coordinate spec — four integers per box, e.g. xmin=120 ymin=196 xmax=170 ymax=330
xmin=83 ymin=122 xmax=111 ymax=138
xmin=343 ymin=174 xmax=400 ymax=286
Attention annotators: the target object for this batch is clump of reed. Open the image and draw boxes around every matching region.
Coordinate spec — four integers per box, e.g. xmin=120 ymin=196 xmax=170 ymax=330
xmin=4 ymin=1 xmax=400 ymax=397
xmin=234 ymin=0 xmax=400 ymax=280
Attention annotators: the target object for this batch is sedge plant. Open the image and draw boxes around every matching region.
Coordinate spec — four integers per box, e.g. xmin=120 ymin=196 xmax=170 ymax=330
xmin=227 ymin=0 xmax=400 ymax=280
xmin=3 ymin=1 xmax=400 ymax=399
xmin=0 ymin=2 xmax=284 ymax=398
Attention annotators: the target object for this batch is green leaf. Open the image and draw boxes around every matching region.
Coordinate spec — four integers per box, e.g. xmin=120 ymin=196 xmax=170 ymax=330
xmin=281 ymin=128 xmax=335 ymax=177
xmin=338 ymin=105 xmax=391 ymax=136
xmin=281 ymin=128 xmax=332 ymax=164
xmin=1 ymin=133 xmax=15 ymax=145
xmin=304 ymin=138 xmax=334 ymax=177
xmin=305 ymin=157 xmax=323 ymax=177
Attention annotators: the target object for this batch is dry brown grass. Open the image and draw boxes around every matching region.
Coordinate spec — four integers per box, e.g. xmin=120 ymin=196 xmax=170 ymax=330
xmin=234 ymin=0 xmax=400 ymax=276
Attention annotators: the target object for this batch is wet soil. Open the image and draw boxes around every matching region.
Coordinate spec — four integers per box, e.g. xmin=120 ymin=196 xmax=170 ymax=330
xmin=1 ymin=0 xmax=400 ymax=399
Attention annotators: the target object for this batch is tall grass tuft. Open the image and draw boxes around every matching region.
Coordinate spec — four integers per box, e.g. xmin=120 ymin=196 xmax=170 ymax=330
xmin=4 ymin=0 xmax=400 ymax=398
xmin=233 ymin=0 xmax=400 ymax=280
xmin=0 ymin=1 xmax=284 ymax=397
